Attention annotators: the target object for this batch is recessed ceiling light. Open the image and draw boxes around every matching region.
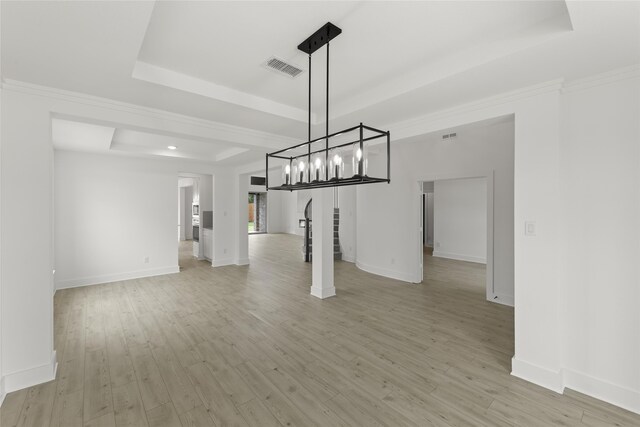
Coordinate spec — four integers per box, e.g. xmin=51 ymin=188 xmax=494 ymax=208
xmin=168 ymin=145 xmax=177 ymax=150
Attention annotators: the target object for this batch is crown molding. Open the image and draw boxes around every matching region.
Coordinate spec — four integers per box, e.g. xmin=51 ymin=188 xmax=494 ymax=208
xmin=561 ymin=63 xmax=640 ymax=94
xmin=388 ymin=78 xmax=564 ymax=139
xmin=0 ymin=78 xmax=299 ymax=150
xmin=132 ymin=61 xmax=315 ymax=124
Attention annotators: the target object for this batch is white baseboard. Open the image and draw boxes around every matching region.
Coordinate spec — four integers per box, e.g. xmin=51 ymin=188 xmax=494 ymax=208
xmin=355 ymin=260 xmax=418 ymax=283
xmin=432 ymin=250 xmax=486 ymax=264
xmin=55 ymin=266 xmax=179 ymax=290
xmin=513 ymin=357 xmax=640 ymax=415
xmin=511 ymin=357 xmax=564 ymax=393
xmin=310 ymin=285 xmax=336 ymax=299
xmin=4 ymin=351 xmax=57 ymax=394
xmin=341 ymin=254 xmax=355 ymax=263
xmin=234 ymin=257 xmax=250 ymax=266
xmin=489 ymin=292 xmax=514 ymax=307
xmin=211 ymin=258 xmax=234 ymax=267
xmin=564 ymin=369 xmax=640 ymax=415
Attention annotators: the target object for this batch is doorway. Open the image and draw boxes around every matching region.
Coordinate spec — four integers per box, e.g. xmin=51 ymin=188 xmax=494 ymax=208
xmin=248 ymin=192 xmax=267 ymax=234
xmin=419 ymin=175 xmax=494 ymax=302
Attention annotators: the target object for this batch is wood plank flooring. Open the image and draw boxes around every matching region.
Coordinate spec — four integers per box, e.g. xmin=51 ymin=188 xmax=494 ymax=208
xmin=2 ymin=233 xmax=639 ymax=426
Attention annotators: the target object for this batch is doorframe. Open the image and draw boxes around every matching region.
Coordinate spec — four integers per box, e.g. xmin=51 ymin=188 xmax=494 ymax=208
xmin=248 ymin=191 xmax=268 ymax=234
xmin=416 ymin=170 xmax=495 ymax=302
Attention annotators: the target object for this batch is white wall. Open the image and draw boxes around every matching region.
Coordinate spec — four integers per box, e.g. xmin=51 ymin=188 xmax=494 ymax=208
xmin=1 ymin=88 xmax=56 ymax=394
xmin=559 ymin=75 xmax=640 ymax=411
xmin=356 ymin=118 xmax=514 ymax=299
xmin=197 ymin=174 xmax=213 ymax=212
xmin=0 ymin=83 xmax=243 ymax=397
xmin=178 ymin=187 xmax=185 ymax=240
xmin=353 ymin=71 xmax=640 ymax=413
xmin=281 ymin=190 xmax=309 ymax=236
xmin=279 ymin=190 xmax=301 ymax=236
xmin=426 ymin=192 xmax=434 ymax=247
xmin=433 ymin=178 xmax=487 ymax=263
xmin=422 ymin=182 xmax=434 ymax=247
xmin=184 ymin=186 xmax=193 ymax=240
xmin=337 ymin=186 xmax=356 ymax=262
xmin=54 ymin=151 xmax=180 ymax=288
xmin=0 ymin=52 xmax=4 ymax=405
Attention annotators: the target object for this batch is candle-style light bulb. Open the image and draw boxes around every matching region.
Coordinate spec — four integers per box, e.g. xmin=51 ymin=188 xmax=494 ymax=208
xmin=332 ymin=153 xmax=342 ymax=180
xmin=284 ymin=164 xmax=291 ymax=185
xmin=314 ymin=157 xmax=321 ymax=181
xmin=298 ymin=160 xmax=305 ymax=183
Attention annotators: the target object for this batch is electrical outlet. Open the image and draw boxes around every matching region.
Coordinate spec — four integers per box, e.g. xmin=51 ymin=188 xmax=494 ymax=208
xmin=223 ymin=248 xmax=227 ymax=254
xmin=525 ymin=221 xmax=536 ymax=236
xmin=391 ymin=258 xmax=395 ymax=265
xmin=436 ymin=242 xmax=441 ymax=248
xmin=144 ymin=256 xmax=149 ymax=264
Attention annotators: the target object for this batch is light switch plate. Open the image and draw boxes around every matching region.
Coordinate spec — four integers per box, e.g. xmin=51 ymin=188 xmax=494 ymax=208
xmin=525 ymin=221 xmax=536 ymax=236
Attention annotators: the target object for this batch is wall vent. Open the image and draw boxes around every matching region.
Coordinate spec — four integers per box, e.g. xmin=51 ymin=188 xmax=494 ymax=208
xmin=264 ymin=57 xmax=304 ymax=78
xmin=250 ymin=176 xmax=266 ymax=186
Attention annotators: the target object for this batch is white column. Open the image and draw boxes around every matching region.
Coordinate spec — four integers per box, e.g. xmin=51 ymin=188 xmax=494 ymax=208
xmin=234 ymin=173 xmax=249 ymax=265
xmin=211 ymin=171 xmax=237 ymax=267
xmin=311 ymin=187 xmax=336 ymax=299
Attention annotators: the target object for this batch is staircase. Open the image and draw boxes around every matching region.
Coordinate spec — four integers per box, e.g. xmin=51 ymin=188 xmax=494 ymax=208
xmin=303 ymin=200 xmax=342 ymax=262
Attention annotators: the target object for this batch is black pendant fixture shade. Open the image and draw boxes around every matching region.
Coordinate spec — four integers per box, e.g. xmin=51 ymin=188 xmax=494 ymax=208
xmin=266 ymin=22 xmax=390 ymax=191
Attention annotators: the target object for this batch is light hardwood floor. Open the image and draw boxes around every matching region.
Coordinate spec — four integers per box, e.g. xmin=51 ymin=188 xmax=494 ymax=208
xmin=2 ymin=234 xmax=639 ymax=426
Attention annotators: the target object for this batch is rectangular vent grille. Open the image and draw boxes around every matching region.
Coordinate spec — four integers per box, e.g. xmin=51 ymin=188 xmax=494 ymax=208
xmin=250 ymin=176 xmax=266 ymax=186
xmin=265 ymin=57 xmax=304 ymax=78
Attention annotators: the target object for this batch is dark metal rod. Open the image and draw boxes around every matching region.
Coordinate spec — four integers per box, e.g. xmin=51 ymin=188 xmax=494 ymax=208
xmin=325 ymin=41 xmax=329 ymax=181
xmin=387 ymin=131 xmax=391 ymax=183
xmin=358 ymin=123 xmax=364 ymax=176
xmin=268 ymin=123 xmax=388 ymax=157
xmin=265 ymin=154 xmax=269 ymax=190
xmin=269 ymin=154 xmax=294 ymax=160
xmin=304 ymin=218 xmax=310 ymax=262
xmin=267 ymin=177 xmax=390 ymax=191
xmin=361 ymin=124 xmax=388 ymax=135
xmin=308 ymin=54 xmax=311 ymax=183
xmin=268 ymin=124 xmax=362 ymax=155
xmin=270 ymin=133 xmax=386 ymax=160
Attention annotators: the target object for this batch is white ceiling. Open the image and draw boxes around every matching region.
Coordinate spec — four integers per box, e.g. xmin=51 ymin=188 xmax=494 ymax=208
xmin=3 ymin=1 xmax=640 ymax=165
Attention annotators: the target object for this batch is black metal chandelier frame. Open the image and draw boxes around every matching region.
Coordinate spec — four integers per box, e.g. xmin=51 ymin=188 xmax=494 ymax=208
xmin=266 ymin=22 xmax=391 ymax=191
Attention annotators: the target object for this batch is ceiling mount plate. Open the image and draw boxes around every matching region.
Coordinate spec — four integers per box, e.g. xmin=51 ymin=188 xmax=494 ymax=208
xmin=297 ymin=22 xmax=342 ymax=55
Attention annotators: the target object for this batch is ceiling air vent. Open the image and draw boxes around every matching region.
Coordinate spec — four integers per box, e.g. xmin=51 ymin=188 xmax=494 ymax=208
xmin=264 ymin=57 xmax=304 ymax=78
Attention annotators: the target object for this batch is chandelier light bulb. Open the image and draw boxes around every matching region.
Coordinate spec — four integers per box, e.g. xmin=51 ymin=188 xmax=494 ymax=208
xmin=283 ymin=164 xmax=291 ymax=185
xmin=298 ymin=159 xmax=306 ymax=183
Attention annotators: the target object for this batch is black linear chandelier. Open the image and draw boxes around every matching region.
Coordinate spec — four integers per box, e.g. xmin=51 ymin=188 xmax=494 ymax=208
xmin=266 ymin=22 xmax=390 ymax=191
